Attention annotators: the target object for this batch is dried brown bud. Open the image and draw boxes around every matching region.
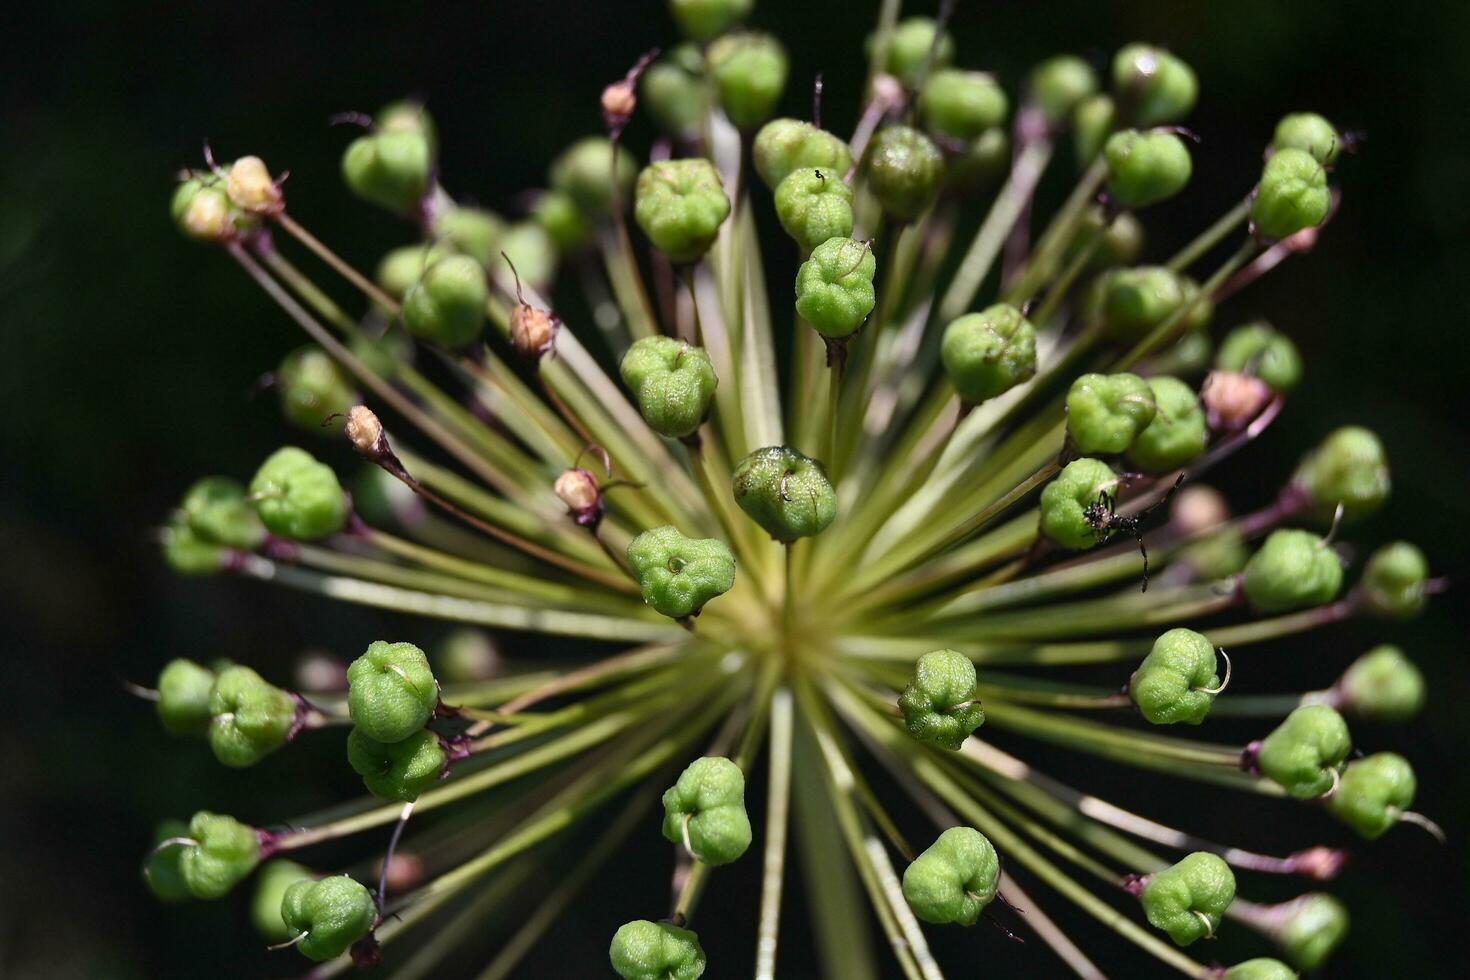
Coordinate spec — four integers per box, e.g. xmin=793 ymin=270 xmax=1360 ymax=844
xmin=1202 ymin=370 xmax=1271 ymax=432
xmin=226 ymin=155 xmax=284 ymax=215
xmin=554 ymin=467 xmax=604 ymax=528
xmin=509 ymin=303 xmax=559 ymax=360
xmin=1170 ymin=484 xmax=1231 ymax=536
xmin=344 ymin=405 xmax=385 ymax=455
xmin=602 ymin=80 xmax=638 ymax=132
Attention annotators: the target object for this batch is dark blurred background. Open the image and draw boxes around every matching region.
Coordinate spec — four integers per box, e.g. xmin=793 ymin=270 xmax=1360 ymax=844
xmin=2 ymin=1 xmax=1467 ymax=977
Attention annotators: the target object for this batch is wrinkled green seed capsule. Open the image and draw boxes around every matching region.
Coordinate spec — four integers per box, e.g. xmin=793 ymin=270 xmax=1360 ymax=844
xmin=1256 ymin=704 xmax=1351 ymax=798
xmin=341 ymin=129 xmax=431 ymax=214
xmin=870 ymin=17 xmax=955 ymax=87
xmin=865 ymin=125 xmax=945 ymax=222
xmin=549 ymin=136 xmax=637 ymax=215
xmin=1040 ymin=458 xmax=1117 ymax=550
xmin=753 ymin=118 xmax=854 ymax=189
xmin=619 ymin=336 xmax=719 ymax=440
xmin=731 ymin=446 xmax=837 ymax=541
xmin=181 ymin=476 xmax=267 ymax=551
xmin=346 ymin=640 xmax=439 ymax=743
xmin=609 ymin=919 xmax=706 ymax=980
xmin=1273 ymin=112 xmax=1341 ymax=166
xmin=1276 ymin=893 xmax=1350 ymax=970
xmin=1073 ymin=93 xmax=1117 ymax=165
xmin=643 ymin=54 xmax=709 ymax=140
xmin=668 ymin=0 xmax=750 ymax=42
xmin=178 ymin=810 xmax=261 ymax=900
xmin=1130 ymin=628 xmax=1220 ymax=725
xmin=348 ymin=727 xmax=446 ymax=802
xmin=898 ymin=649 xmax=985 ymax=750
xmin=940 ymin=304 xmax=1037 ymax=404
xmin=1215 ymin=321 xmax=1302 ymax=393
xmin=1336 ymin=645 xmax=1424 ymax=722
xmin=626 ymin=525 xmax=736 ymax=619
xmin=1242 ymin=529 xmax=1343 ymax=612
xmin=1112 ymin=44 xmax=1197 ymax=127
xmin=161 ymin=519 xmax=226 ymax=575
xmin=249 ymin=446 xmax=347 ymax=541
xmin=433 ymin=205 xmax=504 ymax=268
xmin=661 ymin=756 xmax=752 ymax=865
xmin=901 ymin=827 xmax=999 ymax=926
xmin=208 ymin=664 xmax=298 ymax=767
xmin=1225 ymin=958 xmax=1297 ymax=980
xmin=145 ymin=819 xmax=193 ymax=902
xmin=402 ymin=254 xmax=487 ymax=348
xmin=277 ymin=346 xmax=355 ymax=431
xmin=1139 ymin=851 xmax=1235 ymax=946
xmin=1127 ymin=376 xmax=1206 ymax=471
xmin=1104 ymin=129 xmax=1192 ymax=209
xmin=1030 ymin=55 xmax=1098 ymax=126
xmin=919 ymin=69 xmax=1009 ymax=142
xmin=252 ymin=859 xmax=315 ymax=941
xmin=156 ymin=658 xmax=217 ymax=736
xmin=280 ymin=875 xmax=377 ymax=961
xmin=1066 ymin=372 xmax=1157 ymax=455
xmin=774 ymin=167 xmax=855 ymax=252
xmin=1252 ymin=148 xmax=1329 ymax=241
xmin=1092 ymin=266 xmax=1199 ymax=342
xmin=634 ymin=159 xmax=731 ymax=263
xmin=1328 ymin=752 xmax=1416 ymax=839
xmin=707 ymin=32 xmax=788 ymax=130
xmin=794 ymin=237 xmax=876 ymax=338
xmin=1360 ymin=541 xmax=1431 ymax=618
xmin=533 ymin=190 xmax=589 ymax=251
xmin=1292 ymin=426 xmax=1391 ymax=525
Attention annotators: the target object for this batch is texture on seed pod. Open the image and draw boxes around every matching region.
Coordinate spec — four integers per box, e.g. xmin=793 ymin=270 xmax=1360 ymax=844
xmin=348 ymin=727 xmax=447 ymax=802
xmin=341 ymin=128 xmax=431 ymax=214
xmin=1029 ymin=55 xmax=1098 ymax=126
xmin=1103 ymin=129 xmax=1193 ymax=209
xmin=1273 ymin=112 xmax=1341 ymax=166
xmin=634 ymin=159 xmax=731 ymax=263
xmin=1039 ymin=458 xmax=1118 ymax=550
xmin=731 ymin=446 xmax=837 ymax=541
xmin=181 ymin=476 xmax=267 ymax=551
xmin=794 ymin=237 xmax=876 ymax=338
xmin=280 ymin=875 xmax=377 ymax=961
xmin=706 ymin=32 xmax=788 ymax=130
xmin=901 ymin=827 xmax=999 ymax=926
xmin=156 ymin=658 xmax=217 ymax=736
xmin=1242 ymin=530 xmax=1343 ymax=613
xmin=753 ymin=118 xmax=853 ymax=189
xmin=1139 ymin=851 xmax=1236 ymax=946
xmin=774 ymin=167 xmax=855 ymax=252
xmin=402 ymin=255 xmax=487 ymax=348
xmin=1327 ymin=752 xmax=1416 ymax=839
xmin=919 ymin=69 xmax=1009 ymax=142
xmin=869 ymin=17 xmax=955 ymax=87
xmin=178 ymin=811 xmax=261 ymax=900
xmin=1112 ymin=44 xmax=1197 ymax=126
xmin=549 ymin=136 xmax=637 ymax=215
xmin=940 ymin=304 xmax=1037 ymax=404
xmin=145 ymin=819 xmax=193 ymax=902
xmin=252 ymin=859 xmax=316 ymax=941
xmin=1335 ymin=645 xmax=1423 ymax=722
xmin=609 ymin=919 xmax=706 ymax=980
xmin=1129 ymin=628 xmax=1220 ymax=725
xmin=1252 ymin=148 xmax=1329 ymax=241
xmin=898 ymin=649 xmax=985 ymax=750
xmin=208 ymin=665 xmax=298 ymax=767
xmin=1292 ymin=426 xmax=1391 ymax=526
xmin=346 ymin=640 xmax=439 ymax=743
xmin=1215 ymin=321 xmax=1303 ymax=393
xmin=668 ymin=0 xmax=751 ymax=42
xmin=1224 ymin=958 xmax=1297 ymax=980
xmin=864 ymin=125 xmax=945 ymax=222
xmin=1275 ymin=893 xmax=1350 ymax=970
xmin=277 ymin=346 xmax=356 ymax=432
xmin=1066 ymin=372 xmax=1157 ymax=455
xmin=626 ymin=525 xmax=737 ymax=619
xmin=225 ymin=156 xmax=282 ymax=215
xmin=1255 ymin=704 xmax=1351 ymax=798
xmin=1360 ymin=541 xmax=1431 ymax=619
xmin=1127 ymin=376 xmax=1206 ymax=471
xmin=661 ymin=756 xmax=752 ymax=865
xmin=171 ymin=177 xmax=244 ymax=242
xmin=249 ymin=446 xmax=347 ymax=541
xmin=619 ymin=336 xmax=719 ymax=439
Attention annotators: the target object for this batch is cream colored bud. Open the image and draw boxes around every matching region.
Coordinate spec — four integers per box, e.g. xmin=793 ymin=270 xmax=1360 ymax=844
xmin=183 ymin=190 xmax=230 ymax=241
xmin=602 ymin=81 xmax=637 ymax=122
xmin=226 ymin=155 xmax=283 ymax=214
xmin=870 ymin=73 xmax=906 ymax=113
xmin=1202 ymin=370 xmax=1272 ymax=431
xmin=1171 ymin=484 xmax=1230 ymax=535
xmin=376 ymin=851 xmax=425 ymax=892
xmin=345 ymin=405 xmax=384 ymax=454
xmin=509 ymin=304 xmax=558 ymax=359
xmin=555 ymin=468 xmax=601 ymax=514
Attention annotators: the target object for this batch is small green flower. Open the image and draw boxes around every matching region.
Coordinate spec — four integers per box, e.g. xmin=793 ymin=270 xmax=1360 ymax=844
xmin=869 ymin=17 xmax=955 ymax=87
xmin=402 ymin=254 xmax=488 ymax=348
xmin=1335 ymin=645 xmax=1424 ymax=723
xmin=549 ymin=136 xmax=637 ymax=215
xmin=1039 ymin=458 xmax=1118 ymax=550
xmin=1066 ymin=372 xmax=1157 ymax=455
xmin=1224 ymin=958 xmax=1297 ymax=980
xmin=1129 ymin=628 xmax=1220 ymax=725
xmin=774 ymin=167 xmax=855 ymax=252
xmin=1242 ymin=530 xmax=1343 ymax=613
xmin=626 ymin=525 xmax=737 ymax=619
xmin=1138 ymin=851 xmax=1235 ymax=946
xmin=346 ymin=640 xmax=439 ymax=743
xmin=794 ymin=237 xmax=876 ymax=338
xmin=276 ymin=345 xmax=356 ymax=431
xmin=1103 ymin=129 xmax=1193 ymax=209
xmin=376 ymin=243 xmax=450 ymax=300
xmin=609 ymin=919 xmax=706 ymax=980
xmin=1291 ymin=426 xmax=1391 ymax=525
xmin=499 ymin=221 xmax=559 ymax=290
xmin=1275 ymin=893 xmax=1350 ymax=970
xmin=181 ymin=476 xmax=267 ymax=551
xmin=533 ymin=190 xmax=590 ymax=251
xmin=433 ymin=205 xmax=505 ymax=268
xmin=1029 ymin=55 xmax=1098 ymax=127
xmin=1251 ymin=148 xmax=1330 ymax=241
xmin=667 ymin=0 xmax=751 ymax=42
xmin=156 ymin=658 xmax=217 ymax=736
xmin=177 ymin=811 xmax=261 ymax=900
xmin=1112 ymin=44 xmax=1197 ymax=127
xmin=753 ymin=118 xmax=854 ymax=190
xmin=1127 ymin=376 xmax=1206 ymax=471
xmin=1273 ymin=112 xmax=1342 ymax=167
xmin=1328 ymin=752 xmax=1416 ymax=839
xmin=643 ymin=49 xmax=709 ymax=140
xmin=731 ymin=446 xmax=837 ymax=541
xmin=901 ymin=827 xmax=999 ymax=926
xmin=1072 ymin=93 xmax=1117 ymax=165
xmin=280 ymin=875 xmax=377 ymax=961
xmin=707 ymin=33 xmax=788 ymax=130
xmin=1360 ymin=541 xmax=1431 ymax=619
xmin=634 ymin=159 xmax=731 ymax=264
xmin=347 ymin=727 xmax=447 ymax=802
xmin=661 ymin=756 xmax=752 ymax=865
xmin=1215 ymin=321 xmax=1302 ymax=393
xmin=144 ymin=819 xmax=193 ymax=902
xmin=940 ymin=304 xmax=1038 ymax=405
xmin=864 ymin=125 xmax=945 ymax=222
xmin=1255 ymin=704 xmax=1351 ymax=798
xmin=1091 ymin=266 xmax=1207 ymax=342
xmin=249 ymin=446 xmax=347 ymax=541
xmin=619 ymin=336 xmax=719 ymax=440
xmin=919 ymin=69 xmax=1009 ymax=142
xmin=208 ymin=665 xmax=298 ymax=768
xmin=341 ymin=128 xmax=432 ymax=214
xmin=252 ymin=859 xmax=315 ymax=942
xmin=160 ymin=519 xmax=227 ymax=576
xmin=898 ymin=649 xmax=985 ymax=750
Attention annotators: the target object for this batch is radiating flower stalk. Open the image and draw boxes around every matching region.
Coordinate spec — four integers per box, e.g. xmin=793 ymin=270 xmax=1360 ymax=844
xmin=146 ymin=2 xmax=1445 ymax=976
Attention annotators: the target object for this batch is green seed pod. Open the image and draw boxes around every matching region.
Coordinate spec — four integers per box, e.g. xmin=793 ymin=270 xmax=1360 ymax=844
xmin=1335 ymin=645 xmax=1424 ymax=723
xmin=1291 ymin=426 xmax=1391 ymax=525
xmin=1029 ymin=55 xmax=1099 ymax=127
xmin=919 ymin=69 xmax=1009 ymax=143
xmin=901 ymin=827 xmax=999 ymax=926
xmin=898 ymin=649 xmax=986 ymax=750
xmin=347 ymin=640 xmax=439 ymax=743
xmin=347 ymin=727 xmax=446 ymax=802
xmin=171 ymin=176 xmax=253 ymax=243
xmin=945 ymin=127 xmax=1011 ymax=192
xmin=181 ymin=476 xmax=267 ymax=551
xmin=1179 ymin=528 xmax=1250 ymax=580
xmin=1070 ymin=206 xmax=1145 ymax=270
xmin=1072 ymin=93 xmax=1117 ymax=166
xmin=661 ymin=756 xmax=752 ymax=865
xmin=499 ymin=221 xmax=559 ymax=291
xmin=1242 ymin=529 xmax=1343 ymax=613
xmin=1215 ymin=321 xmax=1302 ymax=393
xmin=208 ymin=665 xmax=298 ymax=768
xmin=160 ymin=519 xmax=227 ymax=576
xmin=145 ymin=819 xmax=193 ymax=902
xmin=609 ymin=919 xmax=706 ymax=980
xmin=865 ymin=125 xmax=945 ymax=222
xmin=1138 ymin=852 xmax=1236 ymax=946
xmin=1127 ymin=376 xmax=1206 ymax=471
xmin=940 ymin=304 xmax=1038 ymax=405
xmin=732 ymin=446 xmax=837 ymax=541
xmin=1103 ymin=129 xmax=1193 ymax=209
xmin=794 ymin=237 xmax=876 ymax=339
xmin=1112 ymin=44 xmax=1198 ymax=127
xmin=375 ymin=99 xmax=437 ymax=155
xmin=1092 ymin=266 xmax=1199 ymax=342
xmin=1251 ymin=148 xmax=1330 ymax=241
xmin=753 ymin=118 xmax=854 ymax=190
xmin=870 ymin=17 xmax=955 ymax=87
xmin=402 ymin=254 xmax=487 ymax=348
xmin=280 ymin=875 xmax=377 ymax=962
xmin=252 ymin=859 xmax=315 ymax=941
xmin=626 ymin=525 xmax=737 ymax=619
xmin=341 ymin=129 xmax=432 ymax=215
xmin=643 ymin=51 xmax=709 ymax=140
xmin=549 ymin=137 xmax=637 ymax=216
xmin=1273 ymin=112 xmax=1341 ymax=167
xmin=619 ymin=336 xmax=719 ymax=439
xmin=1039 ymin=458 xmax=1118 ymax=550
xmin=432 ymin=206 xmax=505 ymax=268
xmin=1224 ymin=958 xmax=1297 ymax=980
xmin=1328 ymin=752 xmax=1416 ymax=839
xmin=156 ymin=658 xmax=217 ymax=736
xmin=707 ymin=33 xmax=788 ymax=130
xmin=774 ymin=167 xmax=855 ymax=252
xmin=1255 ymin=704 xmax=1351 ymax=798
xmin=1275 ymin=893 xmax=1350 ymax=970
xmin=375 ymin=243 xmax=450 ymax=300
xmin=249 ymin=446 xmax=347 ymax=541
xmin=1129 ymin=628 xmax=1221 ymax=725
xmin=1066 ymin=372 xmax=1157 ymax=455
xmin=634 ymin=159 xmax=731 ymax=264
xmin=178 ymin=810 xmax=261 ymax=900
xmin=668 ymin=0 xmax=751 ymax=42
xmin=276 ymin=346 xmax=356 ymax=432
xmin=533 ymin=190 xmax=589 ymax=251
xmin=1360 ymin=541 xmax=1431 ymax=618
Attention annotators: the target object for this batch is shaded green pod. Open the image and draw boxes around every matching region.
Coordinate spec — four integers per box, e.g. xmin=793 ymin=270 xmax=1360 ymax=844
xmin=1274 ymin=893 xmax=1350 ymax=970
xmin=533 ymin=190 xmax=589 ymax=251
xmin=549 ymin=136 xmax=637 ymax=215
xmin=375 ymin=243 xmax=450 ymax=300
xmin=1039 ymin=458 xmax=1117 ymax=550
xmin=1029 ymin=55 xmax=1098 ymax=127
xmin=1138 ymin=852 xmax=1235 ymax=946
xmin=898 ymin=649 xmax=985 ymax=750
xmin=348 ymin=727 xmax=446 ymax=802
xmin=1251 ymin=148 xmax=1329 ymax=241
xmin=177 ymin=811 xmax=261 ymax=900
xmin=1103 ymin=129 xmax=1192 ymax=209
xmin=732 ymin=446 xmax=837 ymax=541
xmin=794 ymin=237 xmax=876 ymax=338
xmin=901 ymin=827 xmax=999 ymax=926
xmin=1360 ymin=541 xmax=1431 ymax=619
xmin=707 ymin=32 xmax=788 ymax=130
xmin=634 ymin=159 xmax=731 ymax=264
xmin=433 ymin=206 xmax=506 ymax=268
xmin=619 ymin=336 xmax=719 ymax=439
xmin=1215 ymin=321 xmax=1302 ymax=393
xmin=869 ymin=17 xmax=955 ymax=87
xmin=865 ymin=125 xmax=944 ymax=222
xmin=1291 ymin=426 xmax=1391 ymax=526
xmin=144 ymin=819 xmax=194 ymax=902
xmin=626 ymin=525 xmax=736 ymax=619
xmin=661 ymin=756 xmax=752 ymax=865
xmin=1225 ymin=958 xmax=1297 ymax=980
xmin=1255 ymin=704 xmax=1351 ymax=798
xmin=667 ymin=0 xmax=751 ymax=42
xmin=1242 ymin=530 xmax=1343 ymax=612
xmin=402 ymin=254 xmax=487 ymax=348
xmin=249 ymin=446 xmax=347 ymax=541
xmin=1273 ymin=112 xmax=1341 ymax=166
xmin=341 ymin=129 xmax=431 ymax=215
xmin=1129 ymin=628 xmax=1220 ymax=725
xmin=1335 ymin=645 xmax=1424 ymax=723
xmin=160 ymin=518 xmax=227 ymax=576
xmin=208 ymin=665 xmax=298 ymax=768
xmin=181 ymin=476 xmax=267 ymax=551
xmin=277 ymin=345 xmax=356 ymax=432
xmin=753 ymin=118 xmax=853 ymax=189
xmin=1072 ymin=93 xmax=1117 ymax=166
xmin=609 ymin=919 xmax=706 ymax=980
xmin=346 ymin=640 xmax=439 ymax=743
xmin=156 ymin=658 xmax=217 ymax=736
xmin=1327 ymin=752 xmax=1416 ymax=839
xmin=940 ymin=304 xmax=1037 ymax=405
xmin=1127 ymin=376 xmax=1206 ymax=471
xmin=280 ymin=875 xmax=377 ymax=961
xmin=1066 ymin=372 xmax=1157 ymax=455
xmin=643 ymin=52 xmax=709 ymax=140
xmin=919 ymin=69 xmax=1009 ymax=143
xmin=1112 ymin=44 xmax=1197 ymax=126
xmin=774 ymin=167 xmax=855 ymax=252
xmin=252 ymin=859 xmax=316 ymax=941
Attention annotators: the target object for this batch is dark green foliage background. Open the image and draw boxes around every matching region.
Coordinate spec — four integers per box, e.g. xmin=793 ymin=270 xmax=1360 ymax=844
xmin=1 ymin=1 xmax=1466 ymax=976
